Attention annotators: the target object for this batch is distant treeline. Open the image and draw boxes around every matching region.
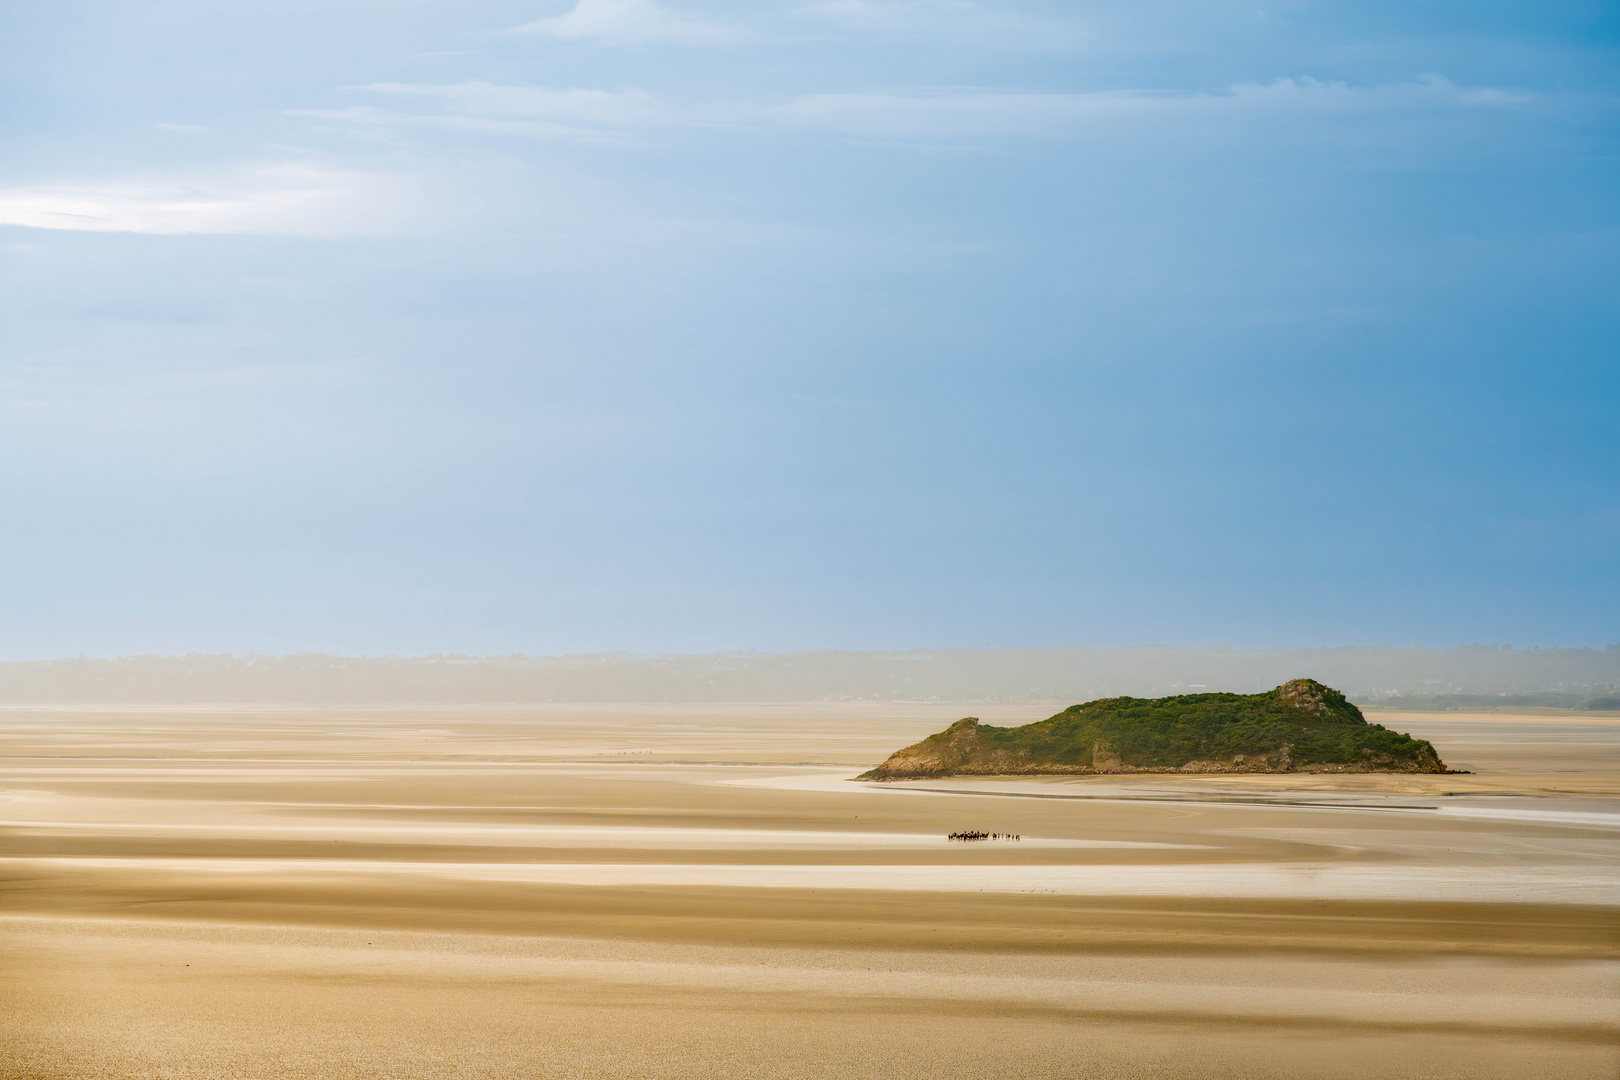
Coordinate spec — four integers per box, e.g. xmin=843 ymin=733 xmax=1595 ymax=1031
xmin=1 ymin=644 xmax=1617 ymax=705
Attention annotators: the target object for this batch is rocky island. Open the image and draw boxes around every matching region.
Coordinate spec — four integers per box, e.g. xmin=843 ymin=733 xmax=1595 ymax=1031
xmin=858 ymin=679 xmax=1445 ymax=779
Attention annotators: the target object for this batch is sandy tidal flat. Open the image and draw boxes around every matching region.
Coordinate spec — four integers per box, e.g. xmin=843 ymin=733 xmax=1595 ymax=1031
xmin=2 ymin=703 xmax=1617 ymax=1079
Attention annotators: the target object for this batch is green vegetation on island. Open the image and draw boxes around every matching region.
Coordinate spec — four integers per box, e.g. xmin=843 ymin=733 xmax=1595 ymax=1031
xmin=858 ymin=679 xmax=1446 ymax=779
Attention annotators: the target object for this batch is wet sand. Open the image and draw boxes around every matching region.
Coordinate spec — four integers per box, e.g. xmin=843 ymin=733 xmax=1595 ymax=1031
xmin=2 ymin=703 xmax=1617 ymax=1078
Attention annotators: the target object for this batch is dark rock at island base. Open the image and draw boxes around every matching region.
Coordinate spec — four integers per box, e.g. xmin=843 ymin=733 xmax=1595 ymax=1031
xmin=856 ymin=678 xmax=1445 ymax=780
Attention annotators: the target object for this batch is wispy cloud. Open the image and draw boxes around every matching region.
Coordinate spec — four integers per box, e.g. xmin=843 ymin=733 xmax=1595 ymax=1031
xmin=769 ymin=76 xmax=1527 ymax=140
xmin=317 ymin=74 xmax=1520 ymax=144
xmin=290 ymin=74 xmax=1525 ymax=152
xmin=802 ymin=0 xmax=1083 ymax=48
xmin=28 ymin=75 xmax=1521 ymax=240
xmin=507 ymin=0 xmax=741 ymax=45
xmin=298 ymin=82 xmax=670 ymax=141
xmin=0 ymin=163 xmax=414 ymax=236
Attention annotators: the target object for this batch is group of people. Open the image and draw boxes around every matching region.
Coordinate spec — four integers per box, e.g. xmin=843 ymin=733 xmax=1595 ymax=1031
xmin=947 ymin=830 xmax=1020 ymax=841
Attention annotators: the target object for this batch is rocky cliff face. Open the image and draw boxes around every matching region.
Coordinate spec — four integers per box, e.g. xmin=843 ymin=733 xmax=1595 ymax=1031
xmin=856 ymin=718 xmax=1048 ymax=777
xmin=857 ymin=679 xmax=1446 ymax=780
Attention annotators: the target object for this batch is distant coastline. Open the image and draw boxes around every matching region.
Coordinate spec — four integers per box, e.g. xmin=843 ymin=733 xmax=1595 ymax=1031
xmin=0 ymin=646 xmax=1615 ymax=705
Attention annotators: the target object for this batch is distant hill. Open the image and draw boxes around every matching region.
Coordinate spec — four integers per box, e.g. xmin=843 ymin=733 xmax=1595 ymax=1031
xmin=858 ymin=679 xmax=1446 ymax=779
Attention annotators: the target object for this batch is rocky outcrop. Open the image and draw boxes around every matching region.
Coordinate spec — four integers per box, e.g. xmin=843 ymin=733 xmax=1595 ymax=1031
xmin=862 ymin=718 xmax=1055 ymax=777
xmin=857 ymin=679 xmax=1446 ymax=780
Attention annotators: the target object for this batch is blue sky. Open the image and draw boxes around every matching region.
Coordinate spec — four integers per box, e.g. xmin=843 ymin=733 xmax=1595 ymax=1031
xmin=1 ymin=0 xmax=1616 ymax=657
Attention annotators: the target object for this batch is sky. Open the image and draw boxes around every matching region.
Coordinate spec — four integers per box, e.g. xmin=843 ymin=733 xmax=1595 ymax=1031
xmin=1 ymin=0 xmax=1616 ymax=658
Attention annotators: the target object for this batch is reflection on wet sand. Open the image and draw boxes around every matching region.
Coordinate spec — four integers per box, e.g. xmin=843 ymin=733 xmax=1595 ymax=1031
xmin=2 ymin=703 xmax=1617 ymax=1079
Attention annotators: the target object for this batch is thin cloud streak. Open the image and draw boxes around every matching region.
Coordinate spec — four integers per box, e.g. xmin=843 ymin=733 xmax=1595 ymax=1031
xmin=802 ymin=0 xmax=1085 ymax=48
xmin=769 ymin=77 xmax=1527 ymax=140
xmin=299 ymin=75 xmax=1526 ymax=145
xmin=507 ymin=0 xmax=743 ymax=45
xmin=2 ymin=77 xmax=1525 ymax=237
xmin=297 ymin=82 xmax=672 ymax=142
xmin=0 ymin=163 xmax=415 ymax=237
